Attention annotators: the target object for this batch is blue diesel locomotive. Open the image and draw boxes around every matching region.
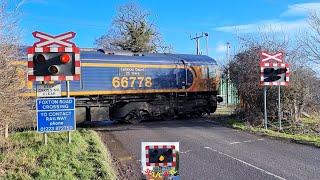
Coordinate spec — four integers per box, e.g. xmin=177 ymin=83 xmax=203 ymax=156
xmin=26 ymin=50 xmax=221 ymax=123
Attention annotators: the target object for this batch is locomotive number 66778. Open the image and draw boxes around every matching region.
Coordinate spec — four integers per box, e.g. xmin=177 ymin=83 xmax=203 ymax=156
xmin=112 ymin=76 xmax=153 ymax=88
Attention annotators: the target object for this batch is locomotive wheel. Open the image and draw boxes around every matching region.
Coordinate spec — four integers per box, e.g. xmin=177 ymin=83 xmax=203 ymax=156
xmin=192 ymin=108 xmax=206 ymax=118
xmin=191 ymin=112 xmax=201 ymax=118
xmin=161 ymin=109 xmax=176 ymax=121
xmin=125 ymin=110 xmax=148 ymax=124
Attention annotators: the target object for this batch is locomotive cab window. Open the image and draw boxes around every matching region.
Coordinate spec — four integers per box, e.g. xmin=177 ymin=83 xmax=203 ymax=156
xmin=208 ymin=65 xmax=216 ymax=78
xmin=201 ymin=65 xmax=209 ymax=78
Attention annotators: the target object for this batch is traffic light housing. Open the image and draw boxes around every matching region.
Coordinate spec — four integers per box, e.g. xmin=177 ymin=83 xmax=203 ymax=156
xmin=263 ymin=67 xmax=287 ymax=82
xmin=27 ymin=31 xmax=80 ymax=82
xmin=148 ymin=147 xmax=174 ymax=164
xmin=33 ymin=52 xmax=75 ymax=76
xmin=260 ymin=64 xmax=289 ymax=86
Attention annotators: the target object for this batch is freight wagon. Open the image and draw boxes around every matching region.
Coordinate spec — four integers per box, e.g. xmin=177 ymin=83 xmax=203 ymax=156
xmin=25 ymin=50 xmax=221 ymax=123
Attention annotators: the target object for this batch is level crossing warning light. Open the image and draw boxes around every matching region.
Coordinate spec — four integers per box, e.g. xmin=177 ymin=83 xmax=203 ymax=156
xmin=259 ymin=51 xmax=289 ymax=86
xmin=27 ymin=31 xmax=80 ymax=81
xmin=141 ymin=142 xmax=180 ymax=179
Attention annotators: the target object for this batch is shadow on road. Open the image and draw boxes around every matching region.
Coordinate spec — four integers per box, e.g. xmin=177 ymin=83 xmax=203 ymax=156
xmin=81 ymin=114 xmax=234 ymax=133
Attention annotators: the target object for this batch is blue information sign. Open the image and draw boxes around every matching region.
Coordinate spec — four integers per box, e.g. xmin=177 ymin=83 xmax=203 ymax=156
xmin=36 ymin=98 xmax=76 ymax=133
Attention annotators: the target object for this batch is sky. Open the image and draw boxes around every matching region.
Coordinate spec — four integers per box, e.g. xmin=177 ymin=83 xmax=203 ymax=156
xmin=9 ymin=0 xmax=320 ymax=65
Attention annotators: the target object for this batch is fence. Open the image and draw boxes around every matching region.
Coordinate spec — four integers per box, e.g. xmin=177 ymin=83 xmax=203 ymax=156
xmin=218 ymin=78 xmax=239 ymax=105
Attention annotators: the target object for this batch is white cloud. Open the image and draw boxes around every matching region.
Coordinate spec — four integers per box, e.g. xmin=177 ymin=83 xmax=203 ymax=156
xmin=214 ymin=19 xmax=308 ymax=34
xmin=215 ymin=44 xmax=228 ymax=53
xmin=17 ymin=0 xmax=48 ymax=9
xmin=281 ymin=3 xmax=320 ymax=17
xmin=213 ymin=2 xmax=320 ymax=34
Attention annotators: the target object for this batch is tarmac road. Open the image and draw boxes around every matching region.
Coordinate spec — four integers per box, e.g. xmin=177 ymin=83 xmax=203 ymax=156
xmin=94 ymin=118 xmax=320 ymax=180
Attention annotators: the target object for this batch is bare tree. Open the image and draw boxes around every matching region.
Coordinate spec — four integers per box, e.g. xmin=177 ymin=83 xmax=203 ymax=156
xmin=95 ymin=2 xmax=170 ymax=53
xmin=0 ymin=1 xmax=29 ymax=138
xmin=229 ymin=27 xmax=320 ymax=126
xmin=300 ymin=12 xmax=320 ymax=64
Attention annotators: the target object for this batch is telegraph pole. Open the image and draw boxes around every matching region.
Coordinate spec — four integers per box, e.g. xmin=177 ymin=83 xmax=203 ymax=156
xmin=190 ymin=32 xmax=208 ymax=55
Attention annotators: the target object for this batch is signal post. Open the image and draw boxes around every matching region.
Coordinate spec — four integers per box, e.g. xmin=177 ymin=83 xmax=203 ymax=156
xmin=260 ymin=51 xmax=289 ymax=130
xmin=27 ymin=31 xmax=80 ymax=145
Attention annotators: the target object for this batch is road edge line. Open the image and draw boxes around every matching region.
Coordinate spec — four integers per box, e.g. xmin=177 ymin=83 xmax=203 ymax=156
xmin=204 ymin=146 xmax=286 ymax=180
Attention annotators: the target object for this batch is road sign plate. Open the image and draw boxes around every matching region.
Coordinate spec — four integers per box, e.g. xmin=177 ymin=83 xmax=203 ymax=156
xmin=36 ymin=84 xmax=61 ymax=97
xmin=36 ymin=98 xmax=75 ymax=133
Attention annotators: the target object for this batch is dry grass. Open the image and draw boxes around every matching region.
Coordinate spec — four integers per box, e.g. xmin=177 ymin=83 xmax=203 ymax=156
xmin=0 ymin=129 xmax=117 ymax=179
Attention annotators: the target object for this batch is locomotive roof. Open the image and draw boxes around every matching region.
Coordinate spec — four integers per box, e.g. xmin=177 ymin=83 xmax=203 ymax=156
xmin=81 ymin=51 xmax=217 ymax=65
xmin=19 ymin=47 xmax=217 ymax=65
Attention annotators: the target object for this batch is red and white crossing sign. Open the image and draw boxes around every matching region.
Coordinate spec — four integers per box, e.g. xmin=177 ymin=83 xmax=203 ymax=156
xmin=259 ymin=51 xmax=289 ymax=86
xmin=260 ymin=51 xmax=284 ymax=63
xmin=27 ymin=31 xmax=80 ymax=82
xmin=32 ymin=31 xmax=76 ymax=47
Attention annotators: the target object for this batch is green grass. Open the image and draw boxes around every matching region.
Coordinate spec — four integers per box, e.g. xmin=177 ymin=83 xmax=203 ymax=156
xmin=301 ymin=117 xmax=318 ymax=125
xmin=217 ymin=118 xmax=320 ymax=147
xmin=0 ymin=129 xmax=117 ymax=180
xmin=216 ymin=118 xmax=246 ymax=130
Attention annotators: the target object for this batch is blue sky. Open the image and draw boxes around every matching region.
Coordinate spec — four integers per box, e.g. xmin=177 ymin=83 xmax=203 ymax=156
xmin=10 ymin=0 xmax=320 ymax=65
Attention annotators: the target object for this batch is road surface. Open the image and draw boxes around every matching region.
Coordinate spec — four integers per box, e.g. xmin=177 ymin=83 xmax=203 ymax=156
xmin=93 ymin=118 xmax=320 ymax=180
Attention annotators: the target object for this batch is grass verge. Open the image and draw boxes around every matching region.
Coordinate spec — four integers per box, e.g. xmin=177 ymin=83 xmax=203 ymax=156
xmin=0 ymin=129 xmax=117 ymax=180
xmin=216 ymin=118 xmax=320 ymax=148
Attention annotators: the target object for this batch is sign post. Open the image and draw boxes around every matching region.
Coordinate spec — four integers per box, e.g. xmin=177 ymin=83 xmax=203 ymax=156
xmin=66 ymin=81 xmax=71 ymax=143
xmin=27 ymin=31 xmax=80 ymax=145
xmin=260 ymin=51 xmax=289 ymax=130
xmin=44 ymin=133 xmax=47 ymax=145
xmin=264 ymin=86 xmax=267 ymax=129
xmin=278 ymin=86 xmax=282 ymax=130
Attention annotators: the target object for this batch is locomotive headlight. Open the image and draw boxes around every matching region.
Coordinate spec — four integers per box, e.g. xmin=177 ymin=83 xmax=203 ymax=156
xmin=48 ymin=65 xmax=60 ymax=75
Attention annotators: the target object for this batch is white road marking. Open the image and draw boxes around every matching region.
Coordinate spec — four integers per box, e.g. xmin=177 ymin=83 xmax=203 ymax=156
xmin=230 ymin=139 xmax=264 ymax=145
xmin=180 ymin=150 xmax=192 ymax=154
xmin=230 ymin=141 xmax=241 ymax=145
xmin=204 ymin=146 xmax=286 ymax=180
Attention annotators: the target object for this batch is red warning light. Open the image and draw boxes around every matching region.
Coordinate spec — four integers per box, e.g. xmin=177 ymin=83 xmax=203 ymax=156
xmin=60 ymin=54 xmax=70 ymax=64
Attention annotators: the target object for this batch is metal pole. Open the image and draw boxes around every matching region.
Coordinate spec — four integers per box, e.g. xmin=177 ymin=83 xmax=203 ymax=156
xmin=264 ymin=86 xmax=268 ymax=129
xmin=39 ymin=81 xmax=48 ymax=145
xmin=4 ymin=123 xmax=8 ymax=138
xmin=205 ymin=33 xmax=209 ymax=56
xmin=44 ymin=133 xmax=47 ymax=145
xmin=196 ymin=38 xmax=200 ymax=55
xmin=226 ymin=42 xmax=230 ymax=105
xmin=66 ymin=81 xmax=71 ymax=143
xmin=66 ymin=81 xmax=70 ymax=97
xmin=278 ymin=85 xmax=282 ymax=130
xmin=191 ymin=33 xmax=205 ymax=55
